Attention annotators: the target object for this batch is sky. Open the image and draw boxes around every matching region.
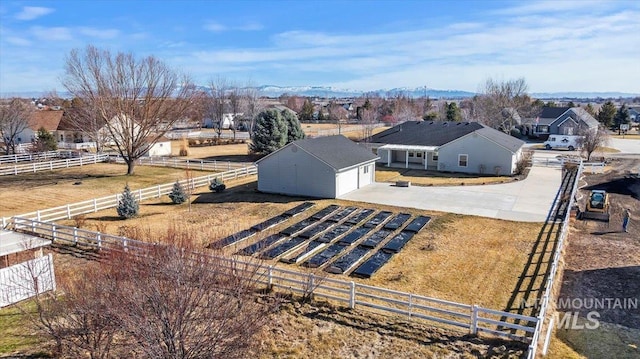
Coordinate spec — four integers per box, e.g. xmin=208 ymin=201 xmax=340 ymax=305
xmin=0 ymin=0 xmax=639 ymax=95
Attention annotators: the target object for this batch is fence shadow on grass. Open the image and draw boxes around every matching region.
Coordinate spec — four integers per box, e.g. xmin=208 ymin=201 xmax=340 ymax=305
xmin=192 ymin=181 xmax=309 ymax=205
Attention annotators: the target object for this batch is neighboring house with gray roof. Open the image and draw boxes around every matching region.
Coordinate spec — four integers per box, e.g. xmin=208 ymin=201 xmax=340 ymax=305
xmin=256 ymin=135 xmax=379 ymax=198
xmin=366 ymin=121 xmax=525 ymax=176
xmin=529 ymin=107 xmax=599 ymax=137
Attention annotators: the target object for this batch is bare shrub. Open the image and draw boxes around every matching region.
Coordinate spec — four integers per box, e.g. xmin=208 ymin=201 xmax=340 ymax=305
xmin=26 ymin=228 xmax=279 ymax=358
xmin=73 ymin=214 xmax=87 ymax=228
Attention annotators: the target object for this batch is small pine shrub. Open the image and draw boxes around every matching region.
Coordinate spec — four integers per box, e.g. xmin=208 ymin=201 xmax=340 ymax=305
xmin=168 ymin=180 xmax=188 ymax=204
xmin=117 ymin=184 xmax=139 ymax=219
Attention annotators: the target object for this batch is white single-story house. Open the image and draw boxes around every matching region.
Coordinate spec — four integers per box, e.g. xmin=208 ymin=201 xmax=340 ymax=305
xmin=257 ymin=135 xmax=379 ymax=198
xmin=366 ymin=121 xmax=525 ymax=176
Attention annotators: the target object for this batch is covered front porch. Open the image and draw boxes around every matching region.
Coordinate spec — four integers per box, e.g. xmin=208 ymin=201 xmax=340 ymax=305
xmin=377 ymin=144 xmax=439 ymax=170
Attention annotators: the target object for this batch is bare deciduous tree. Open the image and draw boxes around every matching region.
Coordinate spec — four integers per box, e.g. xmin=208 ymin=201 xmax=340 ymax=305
xmin=577 ymin=127 xmax=609 ymax=161
xmin=227 ymin=84 xmax=242 ymax=140
xmin=63 ymin=45 xmax=196 ymax=174
xmin=0 ymin=98 xmax=33 ymax=154
xmin=24 ymin=228 xmax=279 ymax=359
xmin=472 ymin=77 xmax=532 ymax=133
xmin=242 ymin=84 xmax=263 ymax=138
xmin=206 ymin=77 xmax=228 ymax=139
xmin=63 ymin=97 xmax=111 ymax=153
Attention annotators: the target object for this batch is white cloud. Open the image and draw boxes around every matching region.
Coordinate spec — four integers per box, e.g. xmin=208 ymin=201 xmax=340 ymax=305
xmin=15 ymin=6 xmax=54 ymax=21
xmin=30 ymin=26 xmax=73 ymax=41
xmin=203 ymin=20 xmax=263 ymax=32
xmin=78 ymin=27 xmax=120 ymax=39
xmin=204 ymin=22 xmax=226 ymax=32
xmin=5 ymin=36 xmax=31 ymax=46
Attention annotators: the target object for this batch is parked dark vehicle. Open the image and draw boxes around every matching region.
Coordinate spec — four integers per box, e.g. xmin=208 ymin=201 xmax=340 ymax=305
xmin=209 ymin=177 xmax=226 ymax=192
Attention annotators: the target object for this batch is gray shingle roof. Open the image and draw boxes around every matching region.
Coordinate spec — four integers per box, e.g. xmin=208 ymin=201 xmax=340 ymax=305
xmin=291 ymin=135 xmax=379 ymax=171
xmin=475 ymin=127 xmax=525 ymax=153
xmin=569 ymin=107 xmax=599 ymax=128
xmin=369 ymin=121 xmax=483 ymax=146
xmin=539 ymin=106 xmax=570 ymax=119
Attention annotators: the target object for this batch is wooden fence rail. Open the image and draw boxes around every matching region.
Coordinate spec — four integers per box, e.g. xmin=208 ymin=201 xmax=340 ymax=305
xmin=0 ymin=151 xmax=60 ymax=164
xmin=6 ymin=217 xmax=538 ymax=343
xmin=1 ymin=166 xmax=257 ymax=227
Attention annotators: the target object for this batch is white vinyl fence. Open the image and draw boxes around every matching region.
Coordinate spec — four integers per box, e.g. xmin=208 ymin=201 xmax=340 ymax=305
xmin=0 ymin=151 xmax=59 ymax=164
xmin=110 ymin=156 xmax=253 ymax=172
xmin=0 ymin=254 xmax=56 ymax=307
xmin=0 ymin=154 xmax=109 ymax=176
xmin=1 ymin=166 xmax=257 ymax=227
xmin=526 ymin=162 xmax=583 ymax=359
xmin=6 ymin=218 xmax=538 ymax=343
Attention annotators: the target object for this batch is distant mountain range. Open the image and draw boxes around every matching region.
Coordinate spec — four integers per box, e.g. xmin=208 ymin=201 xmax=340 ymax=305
xmin=2 ymin=85 xmax=638 ymax=100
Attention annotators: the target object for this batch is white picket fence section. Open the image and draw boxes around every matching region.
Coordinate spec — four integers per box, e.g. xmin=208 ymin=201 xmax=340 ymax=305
xmin=0 ymin=254 xmax=56 ymax=308
xmin=6 ymin=218 xmax=538 ymax=343
xmin=0 ymin=151 xmax=60 ymax=164
xmin=526 ymin=162 xmax=583 ymax=359
xmin=0 ymin=166 xmax=257 ymax=227
xmin=0 ymin=154 xmax=109 ymax=176
xmin=109 ymin=156 xmax=253 ymax=172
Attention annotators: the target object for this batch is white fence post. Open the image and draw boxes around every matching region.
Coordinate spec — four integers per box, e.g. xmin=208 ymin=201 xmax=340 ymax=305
xmin=66 ymin=204 xmax=71 ymax=219
xmin=73 ymin=227 xmax=78 ymax=245
xmin=36 ymin=210 xmax=41 ymax=221
xmin=470 ymin=305 xmax=479 ymax=335
xmin=349 ymin=281 xmax=356 ymax=309
xmin=51 ymin=224 xmax=56 ymax=239
xmin=408 ymin=293 xmax=413 ymax=317
xmin=157 ymin=185 xmax=161 ymax=198
xmin=267 ymin=265 xmax=273 ymax=290
xmin=138 ymin=189 xmax=142 ymax=201
xmin=96 ymin=233 xmax=102 ymax=250
xmin=307 ymin=273 xmax=315 ymax=297
xmin=94 ymin=198 xmax=98 ymax=212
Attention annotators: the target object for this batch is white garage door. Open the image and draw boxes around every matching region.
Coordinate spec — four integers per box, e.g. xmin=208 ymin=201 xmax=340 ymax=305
xmin=336 ymin=168 xmax=359 ymax=197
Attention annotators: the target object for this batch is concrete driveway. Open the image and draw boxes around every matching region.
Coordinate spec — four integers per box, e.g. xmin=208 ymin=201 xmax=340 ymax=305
xmin=340 ymin=165 xmax=562 ymax=222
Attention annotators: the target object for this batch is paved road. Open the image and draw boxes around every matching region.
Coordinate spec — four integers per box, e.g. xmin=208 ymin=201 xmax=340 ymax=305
xmin=608 ymin=138 xmax=640 ymax=154
xmin=340 ymin=165 xmax=562 ymax=222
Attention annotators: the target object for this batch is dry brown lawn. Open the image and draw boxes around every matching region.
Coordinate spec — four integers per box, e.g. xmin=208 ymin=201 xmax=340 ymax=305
xmin=0 ymin=163 xmax=214 ymax=218
xmin=54 ymin=179 xmax=542 ymax=311
xmin=376 ymin=167 xmax=515 ymax=186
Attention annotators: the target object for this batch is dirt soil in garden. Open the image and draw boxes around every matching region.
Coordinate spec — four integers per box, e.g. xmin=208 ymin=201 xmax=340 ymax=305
xmin=546 ymin=158 xmax=640 ymax=359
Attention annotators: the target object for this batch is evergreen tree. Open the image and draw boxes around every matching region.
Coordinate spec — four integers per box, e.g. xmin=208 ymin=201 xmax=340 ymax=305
xmin=614 ymin=104 xmax=631 ymax=131
xmin=249 ymin=109 xmax=288 ymax=155
xmin=597 ymin=101 xmax=616 ymax=128
xmin=446 ymin=102 xmax=462 ymax=122
xmin=168 ymin=180 xmax=187 ymax=204
xmin=299 ymin=99 xmax=314 ymax=122
xmin=566 ymin=101 xmax=576 ymax=107
xmin=545 ymin=101 xmax=557 ymax=107
xmin=585 ymin=103 xmax=596 ymax=116
xmin=422 ymin=112 xmax=438 ymax=121
xmin=117 ymin=184 xmax=139 ymax=219
xmin=282 ymin=109 xmax=305 ymax=144
xmin=35 ymin=127 xmax=58 ymax=151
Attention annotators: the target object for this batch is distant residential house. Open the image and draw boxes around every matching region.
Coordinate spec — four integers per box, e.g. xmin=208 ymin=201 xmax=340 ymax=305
xmin=629 ymin=107 xmax=640 ymax=122
xmin=257 ymin=135 xmax=378 ymax=198
xmin=528 ymin=107 xmax=599 ymax=138
xmin=146 ymin=135 xmax=172 ymax=157
xmin=366 ymin=121 xmax=525 ymax=176
xmin=15 ymin=110 xmax=65 ymax=145
xmin=202 ymin=113 xmax=242 ymax=129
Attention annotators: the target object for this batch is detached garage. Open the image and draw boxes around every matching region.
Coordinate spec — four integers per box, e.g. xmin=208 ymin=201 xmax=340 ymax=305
xmin=257 ymin=135 xmax=379 ymax=198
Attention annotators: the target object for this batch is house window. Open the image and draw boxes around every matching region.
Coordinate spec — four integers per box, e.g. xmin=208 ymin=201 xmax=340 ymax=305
xmin=408 ymin=152 xmax=414 ymax=157
xmin=458 ymin=154 xmax=468 ymax=167
xmin=417 ymin=152 xmax=422 ymax=158
xmin=433 ymin=152 xmax=439 ymax=161
xmin=363 ymin=165 xmax=369 ymax=174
